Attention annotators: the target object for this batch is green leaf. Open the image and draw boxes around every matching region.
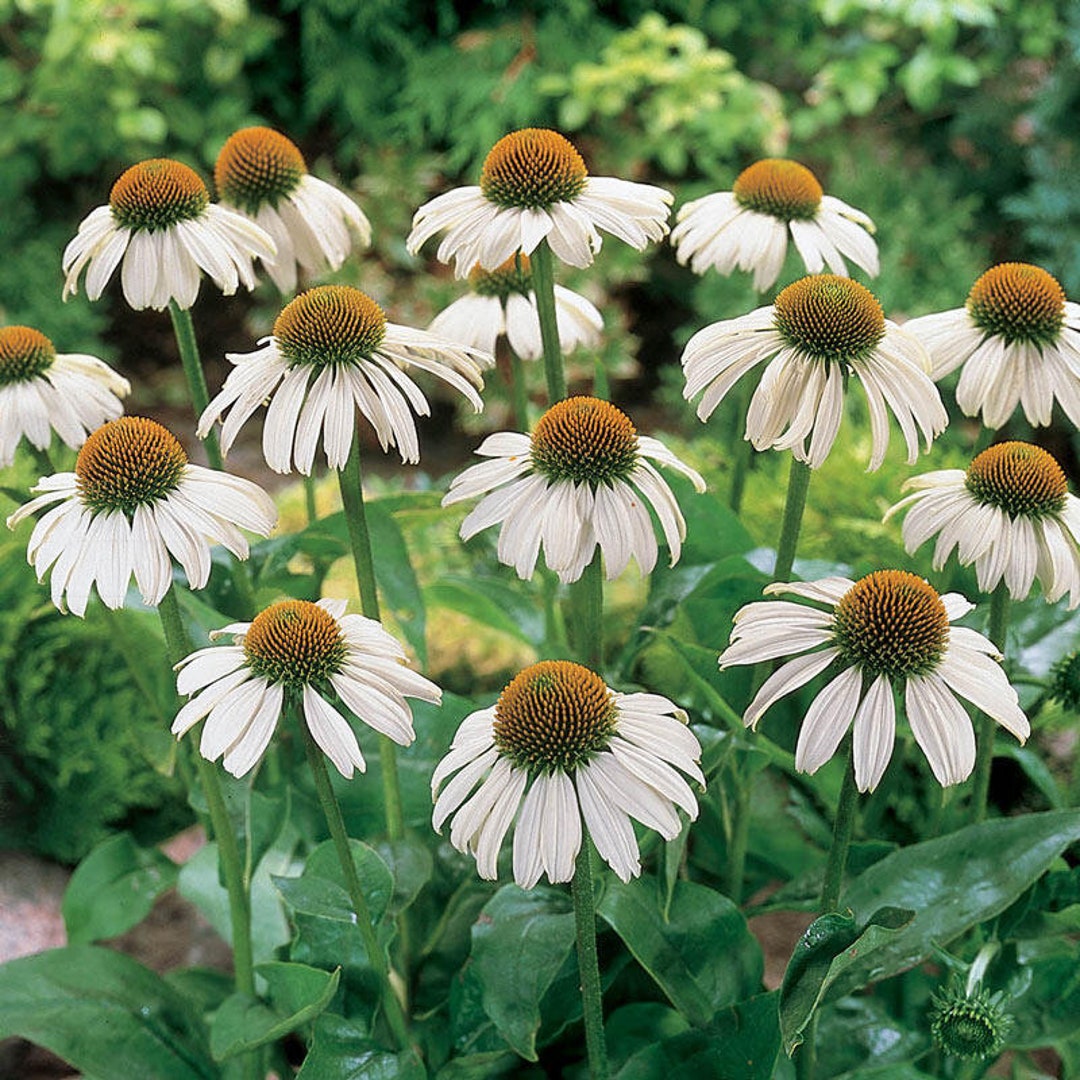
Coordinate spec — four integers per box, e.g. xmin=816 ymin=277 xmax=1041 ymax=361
xmin=303 ymin=839 xmax=395 ymax=925
xmin=210 ymin=963 xmax=340 ymax=1060
xmin=374 ymin=836 xmax=434 ymax=916
xmin=62 ymin=832 xmax=179 ymax=945
xmin=434 ymin=1049 xmax=520 ymax=1079
xmin=837 ymin=810 xmax=1080 ymax=997
xmin=598 ymin=876 xmax=763 ymax=1026
xmin=0 ymin=945 xmax=216 ymax=1080
xmin=779 ymin=909 xmax=913 ymax=1053
xmin=424 ymin=575 xmax=543 ymax=645
xmin=296 ymin=1013 xmax=427 ymax=1079
xmin=361 ymin=501 xmax=427 ymax=666
xmin=178 ymin=840 xmax=291 ymax=963
xmin=1009 ymin=938 xmax=1080 ymax=1048
xmin=470 ymin=884 xmax=576 ymax=1061
xmin=820 ymin=995 xmax=931 ymax=1078
xmin=614 ymin=991 xmax=781 ymax=1080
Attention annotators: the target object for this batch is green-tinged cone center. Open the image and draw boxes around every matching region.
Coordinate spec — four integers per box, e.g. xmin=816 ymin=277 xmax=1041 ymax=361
xmin=0 ymin=326 xmax=55 ymax=385
xmin=76 ymin=417 xmax=187 ymax=515
xmin=530 ymin=396 xmax=639 ymax=486
xmin=215 ymin=126 xmax=306 ymax=214
xmin=470 ymin=254 xmax=533 ymax=299
xmin=833 ymin=570 xmax=948 ymax=680
xmin=243 ymin=600 xmax=347 ymax=685
xmin=480 ymin=128 xmax=588 ymax=210
xmin=774 ymin=274 xmax=886 ymax=364
xmin=929 ymin=985 xmax=1010 ymax=1061
xmin=494 ymin=660 xmax=617 ymax=773
xmin=109 ymin=159 xmax=210 ymax=232
xmin=965 ymin=441 xmax=1068 ymax=518
xmin=966 ymin=262 xmax=1065 ymax=346
xmin=732 ymin=159 xmax=823 ymax=221
xmin=274 ymin=285 xmax=387 ymax=367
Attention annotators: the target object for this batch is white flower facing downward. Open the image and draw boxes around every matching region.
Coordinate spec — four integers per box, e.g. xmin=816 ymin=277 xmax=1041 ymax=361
xmin=62 ymin=158 xmax=275 ymax=311
xmin=443 ymin=396 xmax=706 ymax=584
xmin=432 ymin=660 xmax=703 ymax=886
xmin=886 ymin=441 xmax=1080 ymax=608
xmin=904 ymin=262 xmax=1080 ymax=430
xmin=719 ymin=571 xmax=1030 ymax=791
xmin=0 ymin=325 xmax=130 ymax=467
xmin=6 ymin=416 xmax=277 ymax=616
xmin=198 ymin=285 xmax=488 ymax=474
xmin=429 ymin=254 xmax=603 ymax=360
xmin=671 ymin=159 xmax=879 ymax=292
xmin=215 ymin=126 xmax=372 ymax=294
xmin=172 ymin=598 xmax=441 ymax=778
xmin=681 ymin=274 xmax=947 ymax=470
xmin=407 ymin=128 xmax=673 ymax=277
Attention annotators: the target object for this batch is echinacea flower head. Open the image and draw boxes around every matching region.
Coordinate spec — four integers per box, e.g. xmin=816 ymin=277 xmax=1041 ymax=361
xmin=215 ymin=126 xmax=372 ymax=294
xmin=407 ymin=128 xmax=673 ymax=277
xmin=681 ymin=274 xmax=947 ymax=470
xmin=0 ymin=325 xmax=130 ymax=467
xmin=6 ymin=416 xmax=277 ymax=616
xmin=62 ymin=158 xmax=275 ymax=311
xmin=198 ymin=284 xmax=488 ymax=474
xmin=719 ymin=571 xmax=1029 ymax=791
xmin=886 ymin=441 xmax=1080 ymax=607
xmin=671 ymin=158 xmax=879 ymax=292
xmin=431 ymin=660 xmax=703 ymax=886
xmin=929 ymin=982 xmax=1011 ymax=1062
xmin=443 ymin=395 xmax=706 ymax=583
xmin=904 ymin=262 xmax=1080 ymax=429
xmin=429 ymin=255 xmax=603 ymax=360
xmin=172 ymin=597 xmax=441 ymax=778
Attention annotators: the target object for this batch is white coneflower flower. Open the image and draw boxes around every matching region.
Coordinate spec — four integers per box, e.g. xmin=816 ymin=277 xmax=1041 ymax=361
xmin=214 ymin=126 xmax=371 ymax=294
xmin=681 ymin=274 xmax=947 ymax=470
xmin=62 ymin=158 xmax=275 ymax=311
xmin=198 ymin=285 xmax=488 ymax=474
xmin=429 ymin=254 xmax=603 ymax=360
xmin=904 ymin=262 xmax=1080 ymax=430
xmin=443 ymin=396 xmax=706 ymax=583
xmin=432 ymin=660 xmax=703 ymax=886
xmin=407 ymin=128 xmax=673 ymax=277
xmin=0 ymin=325 xmax=130 ymax=467
xmin=6 ymin=416 xmax=276 ymax=617
xmin=886 ymin=441 xmax=1080 ymax=608
xmin=172 ymin=597 xmax=440 ymax=779
xmin=719 ymin=571 xmax=1030 ymax=791
xmin=671 ymin=159 xmax=879 ymax=292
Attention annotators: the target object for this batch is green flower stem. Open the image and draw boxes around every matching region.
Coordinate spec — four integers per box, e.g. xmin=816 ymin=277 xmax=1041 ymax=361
xmin=167 ymin=301 xmax=257 ymax=618
xmin=726 ymin=380 xmax=754 ymax=515
xmin=572 ymin=837 xmax=610 ymax=1080
xmin=970 ymin=582 xmax=1011 ymax=824
xmin=531 ymin=240 xmax=567 ymax=403
xmin=773 ymin=457 xmax=813 ymax=583
xmin=301 ymin=720 xmax=412 ymax=1052
xmin=564 ymin=553 xmax=604 ymax=671
xmin=167 ymin=301 xmax=223 ymax=472
xmin=593 ymin=352 xmax=610 ymax=401
xmin=798 ymin=743 xmax=860 ymax=1080
xmin=508 ymin=345 xmax=531 ymax=431
xmin=821 ymin=740 xmax=859 ymax=912
xmin=157 ymin=587 xmax=256 ymax=1002
xmin=304 ymin=471 xmax=319 ymax=526
xmin=337 ymin=431 xmax=405 ymax=843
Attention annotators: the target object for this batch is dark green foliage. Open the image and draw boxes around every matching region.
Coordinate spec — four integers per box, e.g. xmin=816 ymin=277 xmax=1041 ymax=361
xmin=0 ymin=527 xmax=185 ymax=862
